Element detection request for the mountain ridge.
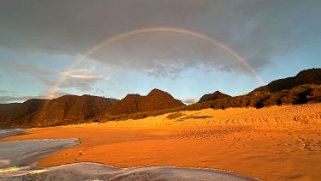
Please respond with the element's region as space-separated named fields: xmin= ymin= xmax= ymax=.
xmin=1 ymin=68 xmax=321 ymax=128
xmin=0 ymin=89 xmax=184 ymax=127
xmin=198 ymin=91 xmax=231 ymax=103
xmin=107 ymin=88 xmax=184 ymax=115
xmin=254 ymin=68 xmax=321 ymax=92
xmin=0 ymin=95 xmax=118 ymax=127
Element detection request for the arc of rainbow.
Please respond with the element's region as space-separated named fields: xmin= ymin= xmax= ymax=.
xmin=46 ymin=27 xmax=265 ymax=99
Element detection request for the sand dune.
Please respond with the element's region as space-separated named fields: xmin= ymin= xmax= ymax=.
xmin=1 ymin=103 xmax=321 ymax=180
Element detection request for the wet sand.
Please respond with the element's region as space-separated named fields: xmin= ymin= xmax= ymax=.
xmin=0 ymin=139 xmax=79 ymax=169
xmin=0 ymin=129 xmax=25 ymax=139
xmin=2 ymin=103 xmax=321 ymax=180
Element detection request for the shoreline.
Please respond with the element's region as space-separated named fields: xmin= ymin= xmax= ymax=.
xmin=0 ymin=162 xmax=259 ymax=181
xmin=1 ymin=103 xmax=321 ymax=180
xmin=0 ymin=138 xmax=79 ymax=169
xmin=0 ymin=133 xmax=257 ymax=181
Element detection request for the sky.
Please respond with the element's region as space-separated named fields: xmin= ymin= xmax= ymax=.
xmin=0 ymin=0 xmax=320 ymax=104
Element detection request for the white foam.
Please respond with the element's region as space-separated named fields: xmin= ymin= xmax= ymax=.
xmin=0 ymin=162 xmax=259 ymax=181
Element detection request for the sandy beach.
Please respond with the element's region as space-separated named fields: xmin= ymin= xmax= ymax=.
xmin=1 ymin=1 xmax=320 ymax=180
xmin=1 ymin=103 xmax=321 ymax=180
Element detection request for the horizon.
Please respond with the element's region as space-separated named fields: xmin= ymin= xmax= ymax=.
xmin=1 ymin=0 xmax=321 ymax=104
xmin=0 ymin=69 xmax=318 ymax=105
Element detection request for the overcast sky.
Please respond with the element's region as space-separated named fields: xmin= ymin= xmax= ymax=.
xmin=0 ymin=0 xmax=320 ymax=104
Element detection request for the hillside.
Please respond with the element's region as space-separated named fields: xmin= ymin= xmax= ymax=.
xmin=0 ymin=99 xmax=48 ymax=127
xmin=0 ymin=95 xmax=118 ymax=127
xmin=188 ymin=68 xmax=321 ymax=111
xmin=198 ymin=91 xmax=231 ymax=103
xmin=0 ymin=103 xmax=21 ymax=115
xmin=31 ymin=95 xmax=118 ymax=126
xmin=104 ymin=69 xmax=321 ymax=122
xmin=107 ymin=89 xmax=184 ymax=115
xmin=254 ymin=68 xmax=321 ymax=92
xmin=0 ymin=89 xmax=184 ymax=128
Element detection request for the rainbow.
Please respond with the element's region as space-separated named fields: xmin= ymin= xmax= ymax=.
xmin=46 ymin=27 xmax=265 ymax=99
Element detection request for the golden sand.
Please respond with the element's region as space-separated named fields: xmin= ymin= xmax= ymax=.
xmin=2 ymin=103 xmax=321 ymax=181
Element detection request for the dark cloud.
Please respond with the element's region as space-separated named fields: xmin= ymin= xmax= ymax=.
xmin=0 ymin=0 xmax=320 ymax=77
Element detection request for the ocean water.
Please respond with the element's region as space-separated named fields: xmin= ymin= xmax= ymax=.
xmin=0 ymin=129 xmax=25 ymax=138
